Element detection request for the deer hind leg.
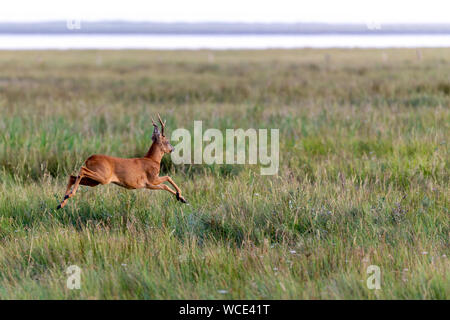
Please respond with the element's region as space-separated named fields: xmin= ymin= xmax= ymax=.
xmin=64 ymin=175 xmax=77 ymax=197
xmin=72 ymin=167 xmax=110 ymax=193
xmin=57 ymin=175 xmax=78 ymax=209
xmin=57 ymin=167 xmax=107 ymax=209
xmin=57 ymin=174 xmax=83 ymax=209
xmin=64 ymin=175 xmax=100 ymax=195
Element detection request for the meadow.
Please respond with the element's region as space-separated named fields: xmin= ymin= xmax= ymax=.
xmin=0 ymin=49 xmax=448 ymax=299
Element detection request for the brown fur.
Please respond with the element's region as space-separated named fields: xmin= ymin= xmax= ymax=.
xmin=57 ymin=115 xmax=186 ymax=209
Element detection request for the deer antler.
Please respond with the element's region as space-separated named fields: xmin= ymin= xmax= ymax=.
xmin=151 ymin=117 xmax=158 ymax=128
xmin=151 ymin=117 xmax=160 ymax=138
xmin=157 ymin=113 xmax=166 ymax=136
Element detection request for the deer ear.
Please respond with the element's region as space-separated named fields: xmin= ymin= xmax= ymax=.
xmin=152 ymin=124 xmax=160 ymax=141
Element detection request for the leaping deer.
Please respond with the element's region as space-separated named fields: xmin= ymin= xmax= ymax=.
xmin=57 ymin=114 xmax=186 ymax=209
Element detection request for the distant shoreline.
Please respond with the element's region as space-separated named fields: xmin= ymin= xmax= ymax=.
xmin=1 ymin=21 xmax=450 ymax=35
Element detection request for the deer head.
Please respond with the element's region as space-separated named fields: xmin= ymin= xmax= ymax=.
xmin=152 ymin=114 xmax=174 ymax=154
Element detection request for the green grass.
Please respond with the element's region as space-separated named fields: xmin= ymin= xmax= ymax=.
xmin=0 ymin=49 xmax=448 ymax=299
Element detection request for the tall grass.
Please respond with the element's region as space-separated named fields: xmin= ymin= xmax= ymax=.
xmin=0 ymin=49 xmax=448 ymax=299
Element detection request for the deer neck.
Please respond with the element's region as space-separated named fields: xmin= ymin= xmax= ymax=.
xmin=145 ymin=142 xmax=165 ymax=164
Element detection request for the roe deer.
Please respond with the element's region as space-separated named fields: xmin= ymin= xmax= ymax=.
xmin=57 ymin=114 xmax=186 ymax=209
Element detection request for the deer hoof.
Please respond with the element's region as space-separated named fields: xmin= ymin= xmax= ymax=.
xmin=56 ymin=204 xmax=62 ymax=210
xmin=176 ymin=192 xmax=187 ymax=203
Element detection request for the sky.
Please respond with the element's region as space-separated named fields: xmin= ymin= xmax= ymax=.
xmin=0 ymin=0 xmax=449 ymax=24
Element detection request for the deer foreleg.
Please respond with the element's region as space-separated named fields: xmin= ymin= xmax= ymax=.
xmin=146 ymin=182 xmax=187 ymax=203
xmin=154 ymin=176 xmax=182 ymax=193
xmin=152 ymin=176 xmax=186 ymax=203
xmin=146 ymin=183 xmax=176 ymax=195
